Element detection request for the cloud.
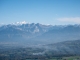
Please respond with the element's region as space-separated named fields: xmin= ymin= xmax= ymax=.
xmin=57 ymin=17 xmax=80 ymax=23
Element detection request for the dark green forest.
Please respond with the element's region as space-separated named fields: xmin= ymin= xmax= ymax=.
xmin=0 ymin=47 xmax=80 ymax=60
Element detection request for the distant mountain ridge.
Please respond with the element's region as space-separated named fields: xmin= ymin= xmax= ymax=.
xmin=30 ymin=24 xmax=80 ymax=44
xmin=0 ymin=23 xmax=52 ymax=43
xmin=0 ymin=23 xmax=80 ymax=45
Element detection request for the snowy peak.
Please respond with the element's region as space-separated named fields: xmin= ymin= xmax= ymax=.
xmin=12 ymin=21 xmax=28 ymax=25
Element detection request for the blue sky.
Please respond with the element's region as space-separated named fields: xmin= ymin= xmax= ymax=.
xmin=0 ymin=0 xmax=80 ymax=25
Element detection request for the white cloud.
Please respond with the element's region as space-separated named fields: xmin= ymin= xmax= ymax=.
xmin=57 ymin=17 xmax=80 ymax=23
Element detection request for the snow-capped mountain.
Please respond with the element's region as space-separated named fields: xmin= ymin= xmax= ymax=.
xmin=0 ymin=23 xmax=80 ymax=45
xmin=33 ymin=25 xmax=80 ymax=44
xmin=0 ymin=23 xmax=52 ymax=43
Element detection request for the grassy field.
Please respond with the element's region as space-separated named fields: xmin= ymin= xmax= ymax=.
xmin=49 ymin=56 xmax=80 ymax=60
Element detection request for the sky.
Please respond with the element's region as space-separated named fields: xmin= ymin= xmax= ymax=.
xmin=0 ymin=0 xmax=80 ymax=25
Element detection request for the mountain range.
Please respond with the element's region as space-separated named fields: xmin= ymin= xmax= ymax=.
xmin=0 ymin=23 xmax=80 ymax=45
xmin=0 ymin=23 xmax=80 ymax=56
